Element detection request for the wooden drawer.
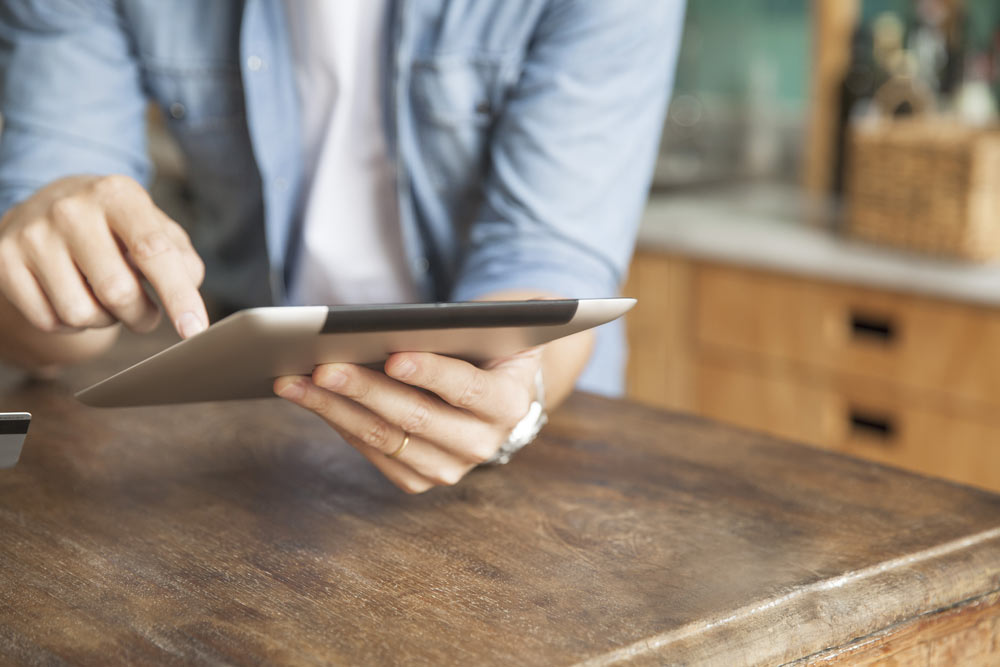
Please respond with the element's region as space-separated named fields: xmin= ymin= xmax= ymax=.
xmin=695 ymin=352 xmax=1000 ymax=493
xmin=624 ymin=252 xmax=695 ymax=412
xmin=695 ymin=263 xmax=1000 ymax=410
xmin=694 ymin=353 xmax=828 ymax=447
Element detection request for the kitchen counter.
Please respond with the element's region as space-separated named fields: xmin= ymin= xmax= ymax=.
xmin=639 ymin=184 xmax=1000 ymax=307
xmin=1 ymin=327 xmax=999 ymax=664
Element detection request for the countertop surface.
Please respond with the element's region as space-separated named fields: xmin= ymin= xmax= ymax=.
xmin=638 ymin=184 xmax=1000 ymax=307
xmin=1 ymin=328 xmax=999 ymax=664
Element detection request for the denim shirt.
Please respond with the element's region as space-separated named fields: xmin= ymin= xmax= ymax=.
xmin=0 ymin=0 xmax=683 ymax=395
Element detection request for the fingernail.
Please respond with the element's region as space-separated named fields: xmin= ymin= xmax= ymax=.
xmin=393 ymin=358 xmax=415 ymax=380
xmin=177 ymin=311 xmax=206 ymax=339
xmin=319 ymin=368 xmax=347 ymax=390
xmin=277 ymin=379 xmax=305 ymax=401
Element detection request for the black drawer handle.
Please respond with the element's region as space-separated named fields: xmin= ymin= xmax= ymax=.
xmin=848 ymin=408 xmax=897 ymax=444
xmin=849 ymin=311 xmax=897 ymax=344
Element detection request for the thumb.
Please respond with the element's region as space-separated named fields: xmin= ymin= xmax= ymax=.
xmin=485 ymin=346 xmax=543 ymax=397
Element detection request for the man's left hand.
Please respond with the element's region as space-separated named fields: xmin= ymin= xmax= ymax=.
xmin=273 ymin=348 xmax=541 ymax=493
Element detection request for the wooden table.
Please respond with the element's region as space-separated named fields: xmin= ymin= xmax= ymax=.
xmin=0 ymin=328 xmax=998 ymax=665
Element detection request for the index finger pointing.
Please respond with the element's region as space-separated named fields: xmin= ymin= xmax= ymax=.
xmin=107 ymin=201 xmax=208 ymax=339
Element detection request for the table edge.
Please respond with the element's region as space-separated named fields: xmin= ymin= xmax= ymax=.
xmin=577 ymin=527 xmax=1000 ymax=666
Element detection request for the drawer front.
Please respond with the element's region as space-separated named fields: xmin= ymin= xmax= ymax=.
xmin=624 ymin=252 xmax=695 ymax=412
xmin=695 ymin=354 xmax=1000 ymax=493
xmin=695 ymin=355 xmax=830 ymax=447
xmin=695 ymin=263 xmax=1000 ymax=409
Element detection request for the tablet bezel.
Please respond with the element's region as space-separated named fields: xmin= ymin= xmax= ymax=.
xmin=75 ymin=298 xmax=635 ymax=407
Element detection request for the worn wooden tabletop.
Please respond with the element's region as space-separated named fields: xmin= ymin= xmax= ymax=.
xmin=0 ymin=327 xmax=998 ymax=665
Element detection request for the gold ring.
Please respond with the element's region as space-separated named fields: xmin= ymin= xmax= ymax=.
xmin=388 ymin=432 xmax=410 ymax=459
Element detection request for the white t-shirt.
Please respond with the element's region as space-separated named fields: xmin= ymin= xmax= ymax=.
xmin=282 ymin=0 xmax=417 ymax=306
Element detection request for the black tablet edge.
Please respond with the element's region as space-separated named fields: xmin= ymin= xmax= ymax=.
xmin=0 ymin=413 xmax=30 ymax=435
xmin=321 ymin=300 xmax=579 ymax=334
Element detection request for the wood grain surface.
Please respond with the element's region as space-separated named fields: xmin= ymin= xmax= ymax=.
xmin=0 ymin=327 xmax=999 ymax=665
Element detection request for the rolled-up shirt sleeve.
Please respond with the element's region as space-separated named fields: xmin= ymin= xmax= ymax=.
xmin=0 ymin=0 xmax=150 ymax=216
xmin=451 ymin=0 xmax=684 ymax=303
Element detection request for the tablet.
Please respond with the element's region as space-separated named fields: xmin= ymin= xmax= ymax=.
xmin=76 ymin=298 xmax=635 ymax=407
xmin=0 ymin=412 xmax=30 ymax=468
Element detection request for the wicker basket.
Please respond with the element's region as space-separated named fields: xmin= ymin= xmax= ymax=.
xmin=845 ymin=119 xmax=1000 ymax=261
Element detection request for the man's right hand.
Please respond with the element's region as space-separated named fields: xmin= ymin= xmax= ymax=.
xmin=0 ymin=174 xmax=207 ymax=339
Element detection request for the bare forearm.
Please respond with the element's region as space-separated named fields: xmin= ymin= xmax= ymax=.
xmin=0 ymin=291 xmax=119 ymax=373
xmin=538 ymin=326 xmax=593 ymax=409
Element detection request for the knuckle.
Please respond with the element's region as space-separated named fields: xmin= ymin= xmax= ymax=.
xmin=169 ymin=220 xmax=193 ymax=244
xmin=49 ymin=197 xmax=86 ymax=227
xmin=59 ymin=302 xmax=97 ymax=328
xmin=130 ymin=231 xmax=175 ymax=261
xmin=19 ymin=220 xmax=51 ymax=252
xmin=362 ymin=420 xmax=391 ymax=450
xmin=457 ymin=371 xmax=489 ymax=410
xmin=189 ymin=254 xmax=206 ymax=284
xmin=94 ymin=274 xmax=139 ymax=309
xmin=399 ymin=400 xmax=432 ymax=434
xmin=93 ymin=174 xmax=142 ymax=201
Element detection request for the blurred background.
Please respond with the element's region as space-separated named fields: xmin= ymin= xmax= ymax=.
xmin=625 ymin=0 xmax=1000 ymax=493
